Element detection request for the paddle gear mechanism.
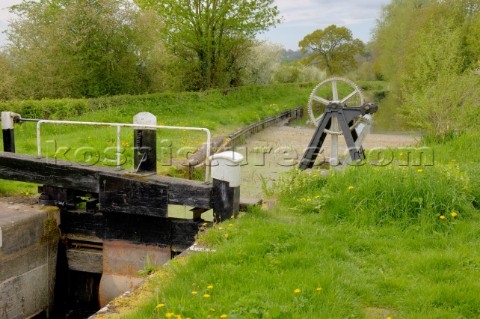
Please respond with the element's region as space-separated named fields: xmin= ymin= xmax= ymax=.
xmin=299 ymin=78 xmax=378 ymax=170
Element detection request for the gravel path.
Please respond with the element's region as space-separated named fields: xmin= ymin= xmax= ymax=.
xmin=237 ymin=124 xmax=420 ymax=199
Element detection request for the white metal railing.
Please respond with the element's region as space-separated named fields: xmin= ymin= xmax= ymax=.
xmin=36 ymin=120 xmax=212 ymax=182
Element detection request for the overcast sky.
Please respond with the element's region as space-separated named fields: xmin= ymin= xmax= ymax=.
xmin=0 ymin=0 xmax=390 ymax=50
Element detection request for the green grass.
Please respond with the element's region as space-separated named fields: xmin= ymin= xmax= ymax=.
xmin=107 ymin=132 xmax=480 ymax=319
xmin=0 ymin=83 xmax=315 ymax=194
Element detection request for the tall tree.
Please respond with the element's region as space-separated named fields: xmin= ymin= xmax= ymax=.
xmin=135 ymin=0 xmax=281 ymax=90
xmin=6 ymin=0 xmax=169 ymax=99
xmin=299 ymin=25 xmax=365 ymax=75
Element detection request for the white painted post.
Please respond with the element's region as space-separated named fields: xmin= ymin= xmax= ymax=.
xmin=1 ymin=112 xmax=20 ymax=153
xmin=133 ymin=112 xmax=157 ymax=174
xmin=210 ymin=151 xmax=244 ymax=222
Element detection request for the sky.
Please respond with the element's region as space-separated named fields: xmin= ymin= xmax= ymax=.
xmin=0 ymin=0 xmax=390 ymax=50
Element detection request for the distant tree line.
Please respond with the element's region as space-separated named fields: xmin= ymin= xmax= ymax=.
xmin=0 ymin=0 xmax=368 ymax=101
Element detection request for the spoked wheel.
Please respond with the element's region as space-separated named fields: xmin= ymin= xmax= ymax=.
xmin=308 ymin=77 xmax=365 ymax=134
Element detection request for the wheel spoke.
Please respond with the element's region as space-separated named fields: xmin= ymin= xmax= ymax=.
xmin=312 ymin=95 xmax=331 ymax=105
xmin=341 ymin=91 xmax=358 ymax=103
xmin=332 ymin=81 xmax=339 ymax=101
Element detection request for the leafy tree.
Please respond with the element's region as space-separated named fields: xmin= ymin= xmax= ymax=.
xmin=6 ymin=0 xmax=169 ymax=99
xmin=135 ymin=0 xmax=281 ymax=90
xmin=372 ymin=0 xmax=480 ymax=140
xmin=299 ymin=25 xmax=365 ymax=75
xmin=0 ymin=52 xmax=15 ymax=100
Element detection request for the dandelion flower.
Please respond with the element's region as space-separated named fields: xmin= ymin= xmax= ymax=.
xmin=224 ymin=233 xmax=229 ymax=239
xmin=166 ymin=313 xmax=174 ymax=318
xmin=203 ymin=294 xmax=211 ymax=298
xmin=230 ymin=215 xmax=235 ymax=219
xmin=451 ymin=211 xmax=458 ymax=217
xmin=348 ymin=186 xmax=354 ymax=190
xmin=175 ymin=315 xmax=182 ymax=319
xmin=316 ymin=287 xmax=322 ymax=292
xmin=156 ymin=303 xmax=166 ymax=309
xmin=207 ymin=285 xmax=213 ymax=289
xmin=440 ymin=215 xmax=446 ymax=220
xmin=417 ymin=169 xmax=423 ymax=173
xmin=220 ymin=315 xmax=228 ymax=318
xmin=387 ymin=317 xmax=392 ymax=319
xmin=294 ymin=288 xmax=301 ymax=293
xmin=228 ymin=223 xmax=234 ymax=227
xmin=315 ymin=195 xmax=320 ymax=199
xmin=191 ymin=291 xmax=198 ymax=295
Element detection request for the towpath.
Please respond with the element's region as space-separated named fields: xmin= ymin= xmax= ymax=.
xmin=237 ymin=124 xmax=420 ymax=199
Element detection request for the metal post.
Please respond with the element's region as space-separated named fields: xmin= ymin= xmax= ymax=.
xmin=1 ymin=112 xmax=19 ymax=153
xmin=133 ymin=112 xmax=157 ymax=174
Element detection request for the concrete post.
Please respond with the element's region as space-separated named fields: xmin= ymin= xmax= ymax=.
xmin=133 ymin=112 xmax=157 ymax=174
xmin=210 ymin=151 xmax=244 ymax=222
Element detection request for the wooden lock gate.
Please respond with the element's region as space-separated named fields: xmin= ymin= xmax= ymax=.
xmin=0 ymin=112 xmax=239 ymax=311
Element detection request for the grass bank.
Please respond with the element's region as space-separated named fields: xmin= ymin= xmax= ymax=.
xmin=102 ymin=132 xmax=480 ymax=319
xmin=0 ymin=83 xmax=315 ymax=195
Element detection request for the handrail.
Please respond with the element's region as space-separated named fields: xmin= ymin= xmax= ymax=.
xmin=36 ymin=120 xmax=212 ymax=182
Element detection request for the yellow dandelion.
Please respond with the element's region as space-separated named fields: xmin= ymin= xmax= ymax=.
xmin=228 ymin=223 xmax=234 ymax=227
xmin=316 ymin=287 xmax=322 ymax=292
xmin=313 ymin=174 xmax=318 ymax=177
xmin=230 ymin=215 xmax=235 ymax=219
xmin=220 ymin=315 xmax=228 ymax=318
xmin=348 ymin=186 xmax=354 ymax=190
xmin=175 ymin=315 xmax=182 ymax=319
xmin=165 ymin=313 xmax=174 ymax=318
xmin=25 ymin=191 xmax=30 ymax=196
xmin=293 ymin=288 xmax=301 ymax=293
xmin=207 ymin=285 xmax=214 ymax=289
xmin=156 ymin=303 xmax=166 ymax=309
xmin=203 ymin=294 xmax=211 ymax=298
xmin=417 ymin=169 xmax=423 ymax=173
xmin=451 ymin=211 xmax=458 ymax=217
xmin=315 ymin=195 xmax=320 ymax=199
xmin=224 ymin=233 xmax=229 ymax=239
xmin=400 ymin=152 xmax=404 ymax=156
xmin=387 ymin=317 xmax=392 ymax=319
xmin=191 ymin=291 xmax=198 ymax=295
xmin=440 ymin=215 xmax=446 ymax=220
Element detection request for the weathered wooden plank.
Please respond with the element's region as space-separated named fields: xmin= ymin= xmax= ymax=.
xmin=0 ymin=152 xmax=213 ymax=208
xmin=60 ymin=210 xmax=198 ymax=247
xmin=99 ymin=174 xmax=168 ymax=217
xmin=0 ymin=152 xmax=102 ymax=192
xmin=66 ymin=248 xmax=103 ymax=274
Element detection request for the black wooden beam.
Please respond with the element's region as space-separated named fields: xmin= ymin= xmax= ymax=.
xmin=60 ymin=210 xmax=199 ymax=247
xmin=0 ymin=152 xmax=212 ymax=209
